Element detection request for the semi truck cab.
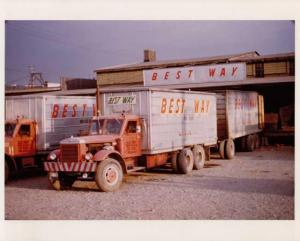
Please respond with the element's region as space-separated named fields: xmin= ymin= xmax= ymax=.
xmin=5 ymin=118 xmax=38 ymax=182
xmin=45 ymin=114 xmax=144 ymax=191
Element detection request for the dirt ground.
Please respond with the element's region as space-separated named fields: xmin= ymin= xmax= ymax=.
xmin=5 ymin=145 xmax=294 ymax=220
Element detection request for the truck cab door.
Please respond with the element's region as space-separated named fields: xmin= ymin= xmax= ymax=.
xmin=120 ymin=120 xmax=142 ymax=158
xmin=15 ymin=123 xmax=36 ymax=156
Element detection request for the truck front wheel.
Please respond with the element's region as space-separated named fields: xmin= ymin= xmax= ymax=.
xmin=95 ymin=158 xmax=123 ymax=192
xmin=178 ymin=148 xmax=194 ymax=174
xmin=193 ymin=145 xmax=205 ymax=170
xmin=48 ymin=172 xmax=62 ymax=191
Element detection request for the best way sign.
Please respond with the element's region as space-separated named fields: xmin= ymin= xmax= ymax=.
xmin=143 ymin=63 xmax=247 ymax=86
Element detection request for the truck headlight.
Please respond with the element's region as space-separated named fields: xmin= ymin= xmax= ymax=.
xmin=85 ymin=153 xmax=93 ymax=161
xmin=49 ymin=153 xmax=57 ymax=161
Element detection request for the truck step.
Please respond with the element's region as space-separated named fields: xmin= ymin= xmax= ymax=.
xmin=127 ymin=166 xmax=146 ymax=173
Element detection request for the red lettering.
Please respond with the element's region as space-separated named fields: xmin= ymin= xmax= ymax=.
xmin=176 ymin=71 xmax=181 ymax=79
xmin=209 ymin=68 xmax=216 ymax=77
xmin=181 ymin=99 xmax=186 ymax=113
xmin=232 ymin=67 xmax=238 ymax=76
xmin=161 ymin=98 xmax=167 ymax=114
xmin=51 ymin=104 xmax=59 ymax=118
xmin=62 ymin=104 xmax=68 ymax=118
xmin=201 ymin=100 xmax=205 ymax=113
xmin=188 ymin=70 xmax=193 ymax=78
xmin=169 ymin=98 xmax=174 ymax=113
xmin=220 ymin=68 xmax=226 ymax=77
xmin=152 ymin=72 xmax=157 ymax=81
xmin=175 ymin=99 xmax=181 ymax=113
xmin=82 ymin=104 xmax=87 ymax=116
xmin=164 ymin=72 xmax=170 ymax=80
xmin=72 ymin=104 xmax=77 ymax=117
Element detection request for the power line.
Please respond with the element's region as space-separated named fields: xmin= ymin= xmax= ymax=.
xmin=6 ymin=22 xmax=133 ymax=58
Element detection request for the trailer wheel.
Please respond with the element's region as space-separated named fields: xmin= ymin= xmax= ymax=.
xmin=240 ymin=136 xmax=247 ymax=151
xmin=171 ymin=152 xmax=178 ymax=173
xmin=254 ymin=134 xmax=261 ymax=149
xmin=225 ymin=138 xmax=235 ymax=159
xmin=219 ymin=140 xmax=226 ymax=159
xmin=178 ymin=148 xmax=194 ymax=174
xmin=246 ymin=135 xmax=255 ymax=152
xmin=193 ymin=145 xmax=205 ymax=170
xmin=5 ymin=160 xmax=9 ymax=183
xmin=95 ymin=158 xmax=123 ymax=192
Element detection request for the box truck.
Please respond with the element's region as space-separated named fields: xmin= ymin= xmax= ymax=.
xmin=216 ymin=90 xmax=264 ymax=159
xmin=44 ymin=88 xmax=218 ymax=192
xmin=5 ymin=95 xmax=95 ymax=182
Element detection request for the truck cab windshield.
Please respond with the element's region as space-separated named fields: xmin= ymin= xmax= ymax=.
xmin=90 ymin=119 xmax=124 ymax=135
xmin=5 ymin=123 xmax=16 ymax=137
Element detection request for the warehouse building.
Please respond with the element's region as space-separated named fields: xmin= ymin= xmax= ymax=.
xmin=95 ymin=50 xmax=295 ymax=141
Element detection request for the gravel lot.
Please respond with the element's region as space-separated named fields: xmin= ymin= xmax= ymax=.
xmin=5 ymin=145 xmax=294 ymax=220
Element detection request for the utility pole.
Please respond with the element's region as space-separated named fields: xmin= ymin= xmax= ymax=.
xmin=28 ymin=65 xmax=46 ymax=87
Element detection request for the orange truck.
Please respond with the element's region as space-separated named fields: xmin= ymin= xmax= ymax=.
xmin=5 ymin=95 xmax=95 ymax=182
xmin=44 ymin=88 xmax=218 ymax=192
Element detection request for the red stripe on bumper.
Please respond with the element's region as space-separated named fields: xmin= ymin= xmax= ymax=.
xmin=44 ymin=162 xmax=97 ymax=172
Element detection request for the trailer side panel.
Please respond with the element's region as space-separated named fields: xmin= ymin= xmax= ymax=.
xmin=226 ymin=90 xmax=261 ymax=139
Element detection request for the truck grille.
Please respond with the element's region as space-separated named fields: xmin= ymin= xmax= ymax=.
xmin=61 ymin=144 xmax=80 ymax=162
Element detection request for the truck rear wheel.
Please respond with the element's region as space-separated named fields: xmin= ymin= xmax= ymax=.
xmin=193 ymin=145 xmax=205 ymax=170
xmin=219 ymin=140 xmax=226 ymax=159
xmin=246 ymin=135 xmax=255 ymax=152
xmin=95 ymin=158 xmax=123 ymax=192
xmin=225 ymin=138 xmax=235 ymax=159
xmin=178 ymin=148 xmax=194 ymax=174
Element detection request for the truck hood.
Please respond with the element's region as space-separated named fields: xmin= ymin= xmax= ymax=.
xmin=60 ymin=135 xmax=120 ymax=145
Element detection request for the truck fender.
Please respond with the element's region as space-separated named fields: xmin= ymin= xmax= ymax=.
xmin=47 ymin=149 xmax=61 ymax=161
xmin=93 ymin=150 xmax=127 ymax=174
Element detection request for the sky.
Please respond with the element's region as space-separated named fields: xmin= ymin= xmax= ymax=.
xmin=5 ymin=20 xmax=295 ymax=85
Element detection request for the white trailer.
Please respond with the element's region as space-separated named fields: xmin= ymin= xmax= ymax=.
xmin=216 ymin=90 xmax=264 ymax=159
xmin=5 ymin=95 xmax=95 ymax=182
xmin=100 ymin=88 xmax=218 ymax=154
xmin=5 ymin=95 xmax=96 ymax=150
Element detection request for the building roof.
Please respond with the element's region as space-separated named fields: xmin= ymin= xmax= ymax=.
xmin=5 ymin=87 xmax=61 ymax=96
xmin=95 ymin=51 xmax=260 ymax=73
xmin=94 ymin=51 xmax=294 ymax=74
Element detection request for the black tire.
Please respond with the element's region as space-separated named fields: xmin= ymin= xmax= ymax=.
xmin=254 ymin=134 xmax=261 ymax=149
xmin=240 ymin=136 xmax=247 ymax=151
xmin=219 ymin=140 xmax=226 ymax=159
xmin=171 ymin=152 xmax=178 ymax=173
xmin=225 ymin=138 xmax=235 ymax=159
xmin=48 ymin=172 xmax=62 ymax=191
xmin=192 ymin=145 xmax=205 ymax=170
xmin=246 ymin=135 xmax=255 ymax=152
xmin=177 ymin=148 xmax=194 ymax=174
xmin=5 ymin=160 xmax=9 ymax=184
xmin=95 ymin=158 xmax=123 ymax=192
